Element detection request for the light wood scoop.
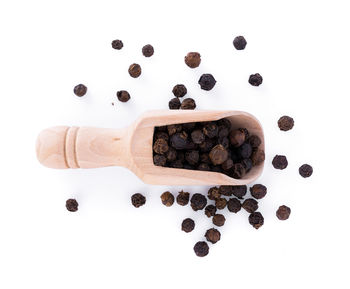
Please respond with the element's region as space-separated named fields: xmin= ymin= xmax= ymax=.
xmin=36 ymin=110 xmax=264 ymax=185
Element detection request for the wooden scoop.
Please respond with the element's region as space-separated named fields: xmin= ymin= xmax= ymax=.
xmin=36 ymin=110 xmax=264 ymax=185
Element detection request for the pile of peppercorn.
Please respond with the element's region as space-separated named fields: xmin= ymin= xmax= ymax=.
xmin=152 ymin=118 xmax=265 ymax=179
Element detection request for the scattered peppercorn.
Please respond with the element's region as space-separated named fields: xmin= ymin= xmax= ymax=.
xmin=207 ymin=186 xmax=221 ymax=200
xmin=168 ymin=97 xmax=181 ymax=109
xmin=160 ymin=191 xmax=175 ymax=207
xmin=215 ymin=198 xmax=227 ymax=210
xmin=205 ymin=228 xmax=221 ymax=244
xmin=249 ymin=212 xmax=264 ymax=229
xmin=142 ymin=44 xmax=154 ymax=57
xmin=213 ymin=214 xmax=226 ymax=226
xmin=193 ymin=241 xmax=209 ymax=257
xmin=205 ymin=205 xmax=217 ymax=217
xmin=180 ymin=98 xmax=196 ymax=110
xmin=128 ymin=63 xmax=142 ymax=78
xmin=248 ymin=73 xmax=263 ymax=86
xmin=131 ymin=193 xmax=146 ymax=208
xmin=111 ymin=39 xmax=123 ymax=50
xmin=276 ymin=205 xmax=291 ymax=220
xmin=272 ymin=155 xmax=288 ymax=170
xmin=198 ymin=74 xmax=216 ymax=91
xmin=116 ymin=90 xmax=130 ymax=102
xmin=182 ymin=218 xmax=195 ymax=232
xmin=190 ymin=193 xmax=207 ymax=211
xmin=73 ymin=84 xmax=87 ymax=97
xmin=250 ymin=184 xmax=267 ymax=199
xmin=242 ymin=198 xmax=258 ymax=213
xmin=299 ymin=164 xmax=313 ymax=178
xmin=278 ymin=116 xmax=294 ymax=131
xmin=219 ymin=185 xmax=233 ymax=196
xmin=172 ymin=84 xmax=187 ymax=98
xmin=176 ymin=190 xmax=190 ymax=206
xmin=185 ymin=52 xmax=201 ymax=68
xmin=233 ymin=36 xmax=247 ymax=50
xmin=232 ymin=185 xmax=247 ymax=199
xmin=66 ymin=199 xmax=78 ymax=212
xmin=227 ymin=198 xmax=241 ymax=213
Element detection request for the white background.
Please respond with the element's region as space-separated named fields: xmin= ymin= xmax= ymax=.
xmin=0 ymin=0 xmax=349 ymax=288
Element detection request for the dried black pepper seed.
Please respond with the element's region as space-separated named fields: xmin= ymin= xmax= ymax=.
xmin=176 ymin=190 xmax=190 ymax=206
xmin=272 ymin=155 xmax=288 ymax=170
xmin=233 ymin=36 xmax=247 ymax=50
xmin=242 ymin=198 xmax=258 ymax=213
xmin=221 ymin=159 xmax=234 ymax=171
xmin=116 ymin=90 xmax=130 ymax=102
xmin=172 ymin=84 xmax=187 ymax=98
xmin=167 ymin=124 xmax=182 ymax=136
xmin=160 ymin=191 xmax=175 ymax=207
xmin=199 ymin=137 xmax=216 ymax=152
xmin=190 ymin=193 xmax=207 ymax=211
xmin=217 ymin=118 xmax=232 ymax=130
xmin=205 ymin=228 xmax=221 ymax=244
xmin=232 ymin=163 xmax=246 ymax=179
xmin=153 ymin=154 xmax=166 ymax=166
xmin=203 ymin=123 xmax=218 ymax=138
xmin=185 ymin=150 xmax=199 ymax=165
xmin=180 ymin=98 xmax=196 ymax=110
xmin=182 ymin=122 xmax=196 ymax=132
xmin=185 ymin=52 xmax=201 ymax=68
xmin=208 ymin=186 xmax=221 ymax=200
xmin=241 ymin=158 xmax=253 ymax=172
xmin=218 ymin=137 xmax=230 ymax=149
xmin=276 ymin=205 xmax=291 ymax=220
xmin=232 ymin=185 xmax=247 ymax=199
xmin=227 ymin=198 xmax=241 ymax=213
xmin=218 ymin=127 xmax=229 ymax=138
xmin=251 ymin=149 xmax=265 ymax=166
xmin=142 ymin=44 xmax=154 ymax=57
xmin=198 ymin=74 xmax=216 ymax=91
xmin=248 ymin=135 xmax=262 ymax=148
xmin=249 ymin=73 xmax=263 ymax=86
xmin=197 ymin=162 xmax=211 ymax=171
xmin=193 ymin=241 xmax=209 ymax=257
xmin=182 ymin=218 xmax=195 ymax=232
xmin=218 ymin=185 xmax=233 ymax=196
xmin=73 ymin=84 xmax=87 ymax=97
xmin=131 ymin=193 xmax=146 ymax=208
xmin=237 ymin=143 xmax=253 ymax=159
xmin=299 ymin=164 xmax=313 ymax=178
xmin=168 ymin=97 xmax=181 ymax=109
xmin=170 ymin=132 xmax=190 ymax=150
xmin=156 ymin=126 xmax=167 ymax=132
xmin=155 ymin=131 xmax=169 ymax=142
xmin=240 ymin=128 xmax=250 ymax=140
xmin=153 ymin=138 xmax=169 ymax=154
xmin=249 ymin=212 xmax=264 ymax=229
xmin=213 ymin=214 xmax=226 ymax=227
xmin=250 ymin=184 xmax=267 ymax=199
xmin=205 ymin=205 xmax=217 ymax=217
xmin=170 ymin=159 xmax=183 ymax=168
xmin=165 ymin=147 xmax=177 ymax=162
xmin=215 ymin=198 xmax=227 ymax=210
xmin=209 ymin=144 xmax=228 ymax=165
xmin=229 ymin=129 xmax=246 ymax=147
xmin=278 ymin=116 xmax=294 ymax=131
xmin=128 ymin=63 xmax=142 ymax=78
xmin=111 ymin=39 xmax=123 ymax=50
xmin=66 ymin=199 xmax=78 ymax=212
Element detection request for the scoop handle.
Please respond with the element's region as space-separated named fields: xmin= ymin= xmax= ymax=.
xmin=36 ymin=126 xmax=128 ymax=169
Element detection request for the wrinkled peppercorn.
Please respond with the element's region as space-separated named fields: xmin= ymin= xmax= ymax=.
xmin=131 ymin=193 xmax=146 ymax=208
xmin=185 ymin=52 xmax=201 ymax=68
xmin=218 ymin=127 xmax=229 ymax=138
xmin=168 ymin=97 xmax=181 ymax=109
xmin=278 ymin=116 xmax=294 ymax=131
xmin=176 ymin=190 xmax=190 ymax=206
xmin=248 ymin=135 xmax=262 ymax=148
xmin=185 ymin=150 xmax=199 ymax=165
xmin=237 ymin=143 xmax=253 ymax=159
xmin=250 ymin=184 xmax=267 ymax=199
xmin=218 ymin=118 xmax=232 ymax=130
xmin=116 ymin=90 xmax=130 ymax=102
xmin=170 ymin=159 xmax=184 ymax=168
xmin=180 ymin=98 xmax=196 ymax=110
xmin=242 ymin=198 xmax=258 ymax=213
xmin=165 ymin=147 xmax=177 ymax=161
xmin=191 ymin=130 xmax=205 ymax=144
xmin=215 ymin=198 xmax=227 ymax=210
xmin=227 ymin=198 xmax=241 ymax=213
xmin=219 ymin=185 xmax=233 ymax=196
xmin=160 ymin=191 xmax=175 ymax=207
xmin=232 ymin=163 xmax=246 ymax=179
xmin=205 ymin=204 xmax=217 ymax=217
xmin=199 ymin=137 xmax=216 ymax=152
xmin=209 ymin=145 xmax=228 ymax=165
xmin=208 ymin=186 xmax=221 ymax=200
xmin=229 ymin=129 xmax=246 ymax=147
xmin=155 ymin=131 xmax=169 ymax=142
xmin=167 ymin=124 xmax=182 ymax=136
xmin=153 ymin=138 xmax=169 ymax=154
xmin=249 ymin=212 xmax=264 ymax=229
xmin=193 ymin=241 xmax=209 ymax=257
xmin=251 ymin=149 xmax=265 ymax=166
xmin=241 ymin=158 xmax=253 ymax=172
xmin=142 ymin=44 xmax=154 ymax=57
xmin=232 ymin=185 xmax=247 ymax=199
xmin=182 ymin=218 xmax=195 ymax=232
xmin=182 ymin=122 xmax=196 ymax=132
xmin=205 ymin=228 xmax=221 ymax=244
xmin=249 ymin=73 xmax=263 ymax=86
xmin=170 ymin=132 xmax=189 ymax=150
xmin=73 ymin=84 xmax=87 ymax=97
xmin=111 ymin=39 xmax=123 ymax=50
xmin=66 ymin=199 xmax=78 ymax=212
xmin=172 ymin=84 xmax=187 ymax=98
xmin=203 ymin=123 xmax=218 ymax=138
xmin=276 ymin=205 xmax=291 ymax=220
xmin=213 ymin=214 xmax=226 ymax=226
xmin=153 ymin=154 xmax=166 ymax=166
xmin=272 ymin=155 xmax=288 ymax=170
xmin=190 ymin=193 xmax=207 ymax=211
xmin=299 ymin=164 xmax=313 ymax=178
xmin=128 ymin=63 xmax=142 ymax=78
xmin=233 ymin=36 xmax=247 ymax=50
xmin=198 ymin=74 xmax=216 ymax=91
xmin=222 ymin=159 xmax=234 ymax=171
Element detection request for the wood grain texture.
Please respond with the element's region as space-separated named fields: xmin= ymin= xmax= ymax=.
xmin=36 ymin=110 xmax=265 ymax=185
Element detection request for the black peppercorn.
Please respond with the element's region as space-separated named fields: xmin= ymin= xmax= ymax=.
xmin=131 ymin=193 xmax=146 ymax=208
xmin=242 ymin=198 xmax=258 ymax=213
xmin=193 ymin=241 xmax=209 ymax=257
xmin=232 ymin=185 xmax=247 ymax=199
xmin=198 ymin=74 xmax=216 ymax=91
xmin=182 ymin=218 xmax=195 ymax=232
xmin=213 ymin=214 xmax=226 ymax=226
xmin=276 ymin=205 xmax=291 ymax=220
xmin=251 ymin=149 xmax=265 ymax=166
xmin=167 ymin=124 xmax=182 ymax=136
xmin=299 ymin=164 xmax=313 ymax=178
xmin=272 ymin=155 xmax=288 ymax=170
xmin=73 ymin=84 xmax=87 ymax=97
xmin=209 ymin=144 xmax=228 ymax=165
xmin=249 ymin=73 xmax=263 ymax=86
xmin=227 ymin=198 xmax=241 ymax=213
xmin=182 ymin=122 xmax=196 ymax=132
xmin=191 ymin=130 xmax=205 ymax=144
xmin=66 ymin=199 xmax=78 ymax=212
xmin=185 ymin=52 xmax=201 ymax=68
xmin=207 ymin=186 xmax=221 ymax=200
xmin=232 ymin=163 xmax=246 ymax=179
xmin=278 ymin=116 xmax=294 ymax=131
xmin=197 ymin=163 xmax=210 ymax=171
xmin=205 ymin=204 xmax=217 ymax=217
xmin=215 ymin=198 xmax=227 ymax=210
xmin=172 ymin=84 xmax=187 ymax=98
xmin=233 ymin=36 xmax=247 ymax=50
xmin=153 ymin=138 xmax=169 ymax=154
xmin=180 ymin=98 xmax=196 ymax=110
xmin=160 ymin=191 xmax=175 ymax=207
xmin=190 ymin=193 xmax=207 ymax=211
xmin=237 ymin=143 xmax=253 ymax=159
xmin=221 ymin=159 xmax=234 ymax=171
xmin=248 ymin=135 xmax=262 ymax=148
xmin=170 ymin=159 xmax=184 ymax=168
xmin=229 ymin=129 xmax=246 ymax=147
xmin=250 ymin=184 xmax=267 ymax=199
xmin=165 ymin=147 xmax=176 ymax=161
xmin=111 ymin=39 xmax=123 ymax=50
xmin=176 ymin=190 xmax=190 ymax=206
xmin=153 ymin=154 xmax=166 ymax=166
xmin=203 ymin=123 xmax=218 ymax=138
xmin=155 ymin=131 xmax=169 ymax=142
xmin=142 ymin=44 xmax=154 ymax=57
xmin=168 ymin=97 xmax=181 ymax=109
xmin=241 ymin=158 xmax=253 ymax=172
xmin=199 ymin=137 xmax=216 ymax=152
xmin=128 ymin=63 xmax=142 ymax=78
xmin=249 ymin=212 xmax=264 ymax=229
xmin=116 ymin=90 xmax=130 ymax=102
xmin=205 ymin=228 xmax=221 ymax=244
xmin=185 ymin=150 xmax=199 ymax=165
